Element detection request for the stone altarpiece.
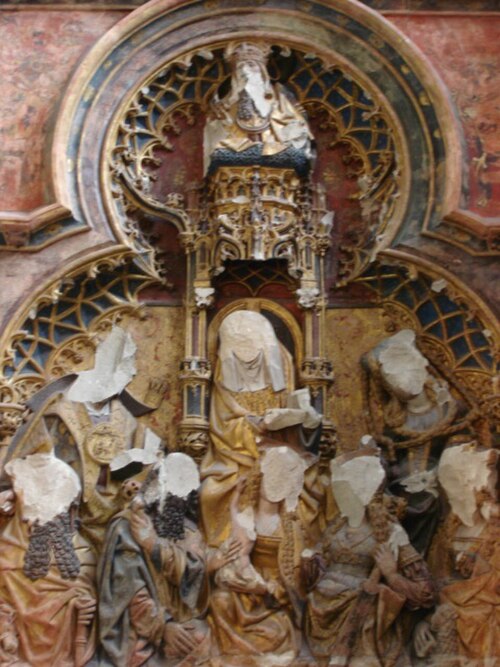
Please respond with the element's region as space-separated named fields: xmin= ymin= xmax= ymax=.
xmin=0 ymin=1 xmax=498 ymax=666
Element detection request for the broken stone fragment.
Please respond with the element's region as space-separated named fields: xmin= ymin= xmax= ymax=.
xmin=260 ymin=446 xmax=307 ymax=512
xmin=438 ymin=442 xmax=497 ymax=527
xmin=5 ymin=453 xmax=81 ymax=525
xmin=67 ymin=326 xmax=137 ymax=404
xmin=330 ymin=454 xmax=385 ymax=528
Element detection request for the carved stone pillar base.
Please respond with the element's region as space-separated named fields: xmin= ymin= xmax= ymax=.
xmin=177 ymin=425 xmax=209 ymax=463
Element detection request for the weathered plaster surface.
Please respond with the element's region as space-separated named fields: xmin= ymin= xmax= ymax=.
xmin=1 ymin=8 xmax=498 ymax=225
xmin=0 ymin=11 xmax=125 ymax=211
xmin=388 ymin=14 xmax=500 ymax=218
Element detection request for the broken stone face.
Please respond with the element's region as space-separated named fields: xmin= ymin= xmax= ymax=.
xmin=218 ymin=310 xmax=285 ymax=392
xmin=401 ymin=468 xmax=439 ymax=497
xmin=67 ymin=326 xmax=137 ymax=404
xmin=260 ymin=446 xmax=307 ymax=511
xmin=194 ymin=287 xmax=215 ymax=309
xmin=234 ymin=60 xmax=271 ymax=118
xmin=296 ymin=287 xmax=320 ymax=309
xmin=160 ymin=452 xmax=200 ymax=501
xmin=5 ymin=453 xmax=81 ymax=525
xmin=438 ymin=442 xmax=497 ymax=527
xmin=377 ymin=329 xmax=429 ymax=400
xmin=330 ymin=455 xmax=385 ymax=528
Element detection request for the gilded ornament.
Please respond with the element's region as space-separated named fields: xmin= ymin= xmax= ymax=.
xmin=84 ymin=423 xmax=125 ymax=465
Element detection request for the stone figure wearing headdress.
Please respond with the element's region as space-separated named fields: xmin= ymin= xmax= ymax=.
xmin=363 ymin=329 xmax=467 ymax=554
xmin=0 ymin=453 xmax=97 ymax=667
xmin=204 ymin=42 xmax=313 ymax=176
xmin=6 ymin=325 xmax=164 ymax=552
xmin=200 ymin=310 xmax=324 ymax=549
xmin=414 ymin=442 xmax=500 ymax=666
xmin=97 ymin=452 xmax=239 ymax=667
xmin=209 ymin=446 xmax=322 ymax=666
xmin=305 ymin=449 xmax=435 ymax=667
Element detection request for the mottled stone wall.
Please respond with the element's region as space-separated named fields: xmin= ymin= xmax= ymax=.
xmin=389 ymin=13 xmax=500 ymax=218
xmin=0 ymin=10 xmax=126 ymax=211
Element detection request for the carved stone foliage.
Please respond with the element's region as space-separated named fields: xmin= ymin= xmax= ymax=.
xmin=107 ymin=45 xmax=403 ymax=286
xmin=187 ymin=166 xmax=331 ymax=282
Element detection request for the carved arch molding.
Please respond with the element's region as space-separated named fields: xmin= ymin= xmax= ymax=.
xmin=0 ymin=1 xmax=498 ymax=666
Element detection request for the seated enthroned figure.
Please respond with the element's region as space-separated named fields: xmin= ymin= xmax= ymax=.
xmin=204 ymin=41 xmax=313 ymax=176
xmin=305 ymin=448 xmax=435 ymax=667
xmin=200 ymin=309 xmax=324 ymax=550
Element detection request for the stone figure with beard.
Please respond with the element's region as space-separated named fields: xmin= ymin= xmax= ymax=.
xmin=204 ymin=41 xmax=313 ymax=176
xmin=97 ymin=452 xmax=240 ymax=666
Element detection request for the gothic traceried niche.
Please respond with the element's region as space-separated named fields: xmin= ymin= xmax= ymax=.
xmin=107 ymin=42 xmax=406 ymax=288
xmin=0 ymin=6 xmax=499 ymax=666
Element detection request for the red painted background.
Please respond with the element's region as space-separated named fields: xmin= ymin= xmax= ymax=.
xmin=0 ymin=10 xmax=498 ymax=222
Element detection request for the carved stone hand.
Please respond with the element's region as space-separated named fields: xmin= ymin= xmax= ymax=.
xmin=164 ymin=622 xmax=199 ymax=656
xmin=75 ymin=596 xmax=97 ymax=626
xmin=0 ymin=489 xmax=15 ymax=517
xmin=413 ymin=620 xmax=436 ymax=658
xmin=129 ymin=509 xmax=157 ymax=554
xmin=207 ymin=538 xmax=242 ymax=573
xmin=373 ymin=544 xmax=398 ymax=580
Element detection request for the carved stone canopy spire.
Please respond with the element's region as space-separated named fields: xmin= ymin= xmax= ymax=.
xmin=196 ymin=42 xmax=331 ymax=277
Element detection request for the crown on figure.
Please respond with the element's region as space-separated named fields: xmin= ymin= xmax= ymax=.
xmin=224 ymin=41 xmax=271 ymax=67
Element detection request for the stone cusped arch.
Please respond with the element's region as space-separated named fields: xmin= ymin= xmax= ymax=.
xmin=52 ymin=0 xmax=464 ymax=279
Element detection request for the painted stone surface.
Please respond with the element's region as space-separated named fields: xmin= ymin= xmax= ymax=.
xmin=389 ymin=14 xmax=500 ymax=217
xmin=0 ymin=10 xmax=125 ymax=211
xmin=2 ymin=0 xmax=499 ymax=8
xmin=0 ymin=1 xmax=498 ymax=663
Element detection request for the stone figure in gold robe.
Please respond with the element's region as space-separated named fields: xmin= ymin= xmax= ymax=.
xmin=200 ymin=310 xmax=324 ymax=549
xmin=208 ymin=446 xmax=322 ymax=667
xmin=414 ymin=442 xmax=499 ymax=666
xmin=305 ymin=449 xmax=435 ymax=667
xmin=204 ymin=42 xmax=313 ymax=176
xmin=0 ymin=453 xmax=97 ymax=667
xmin=4 ymin=325 xmax=163 ymax=554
